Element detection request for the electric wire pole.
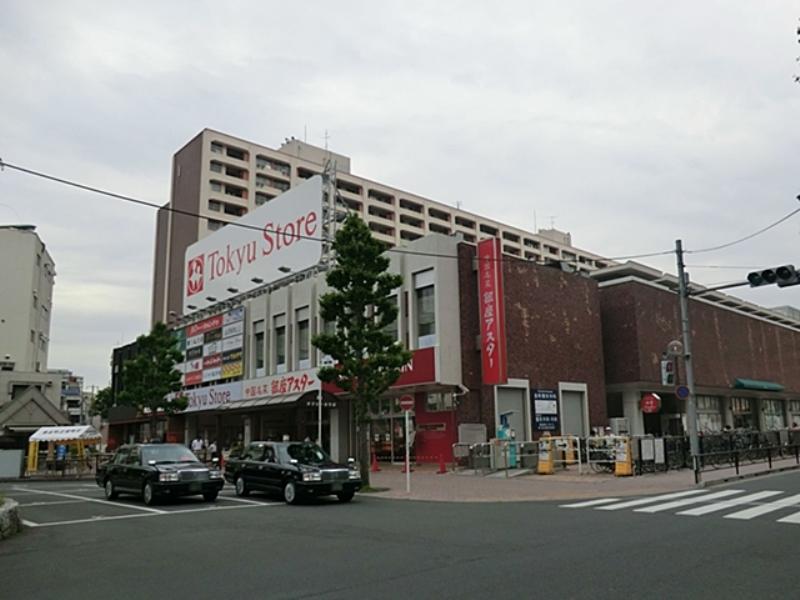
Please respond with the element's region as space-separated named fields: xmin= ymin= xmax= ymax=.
xmin=675 ymin=239 xmax=700 ymax=480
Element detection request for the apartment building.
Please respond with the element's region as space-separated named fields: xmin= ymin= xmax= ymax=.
xmin=151 ymin=129 xmax=613 ymax=324
xmin=0 ymin=225 xmax=55 ymax=372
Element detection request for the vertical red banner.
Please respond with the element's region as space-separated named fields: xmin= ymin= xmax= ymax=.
xmin=477 ymin=238 xmax=508 ymax=385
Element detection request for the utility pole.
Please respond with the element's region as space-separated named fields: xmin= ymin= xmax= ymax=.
xmin=675 ymin=240 xmax=700 ymax=475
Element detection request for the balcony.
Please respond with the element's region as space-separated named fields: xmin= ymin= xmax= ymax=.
xmin=399 ymin=214 xmax=424 ymax=230
xmin=367 ymin=205 xmax=395 ymax=222
xmin=399 ymin=198 xmax=424 ymax=214
xmin=428 ymin=222 xmax=450 ymax=235
xmin=428 ymin=207 xmax=451 ymax=223
xmin=368 ymin=189 xmax=395 ymax=206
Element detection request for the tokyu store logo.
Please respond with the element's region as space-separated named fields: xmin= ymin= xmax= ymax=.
xmin=187 ymin=255 xmax=205 ymax=296
xmin=182 ymin=176 xmax=323 ymax=312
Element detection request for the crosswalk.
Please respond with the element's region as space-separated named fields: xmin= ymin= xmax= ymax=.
xmin=560 ymin=489 xmax=800 ymax=525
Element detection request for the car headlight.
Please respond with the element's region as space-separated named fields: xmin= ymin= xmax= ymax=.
xmin=209 ymin=470 xmax=223 ymax=479
xmin=302 ymin=471 xmax=322 ymax=482
xmin=158 ymin=472 xmax=180 ymax=482
xmin=348 ymin=468 xmax=361 ymax=480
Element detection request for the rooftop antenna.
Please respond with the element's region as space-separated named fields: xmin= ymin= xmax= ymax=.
xmin=304 ymin=125 xmax=307 ymax=143
xmin=549 ymin=215 xmax=557 ymax=229
xmin=456 ymin=200 xmax=462 ymax=211
xmin=323 ymin=129 xmax=330 ymax=151
xmin=533 ymin=209 xmax=538 ymax=233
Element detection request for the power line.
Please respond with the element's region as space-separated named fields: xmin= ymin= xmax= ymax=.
xmin=685 ymin=206 xmax=800 ymax=254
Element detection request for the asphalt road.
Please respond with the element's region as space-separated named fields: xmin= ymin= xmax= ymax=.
xmin=2 ymin=471 xmax=800 ymax=600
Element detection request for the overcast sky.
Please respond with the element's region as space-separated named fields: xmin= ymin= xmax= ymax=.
xmin=1 ymin=2 xmax=798 ymax=389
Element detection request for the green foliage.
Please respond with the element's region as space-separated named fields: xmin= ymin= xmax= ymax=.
xmin=118 ymin=322 xmax=187 ymax=417
xmin=89 ymin=386 xmax=114 ymax=419
xmin=312 ymin=214 xmax=412 ymax=423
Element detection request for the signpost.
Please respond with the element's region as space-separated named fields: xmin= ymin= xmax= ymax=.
xmin=318 ymin=356 xmax=335 ymax=451
xmin=399 ymin=394 xmax=414 ymax=493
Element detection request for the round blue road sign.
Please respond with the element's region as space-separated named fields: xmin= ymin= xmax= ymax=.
xmin=676 ymin=385 xmax=690 ymax=399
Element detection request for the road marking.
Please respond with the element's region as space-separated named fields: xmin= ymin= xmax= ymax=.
xmin=21 ymin=519 xmax=39 ymax=527
xmin=215 ymin=495 xmax=267 ymax=505
xmin=596 ymin=489 xmax=708 ymax=511
xmin=776 ymin=510 xmax=800 ymax=525
xmin=725 ymin=493 xmax=800 ymax=521
xmin=25 ymin=502 xmax=280 ymax=528
xmin=17 ymin=500 xmax=88 ymax=507
xmin=560 ymin=498 xmax=622 ymax=508
xmin=634 ymin=490 xmax=743 ymax=514
xmin=12 ymin=486 xmax=166 ymax=514
xmin=676 ymin=491 xmax=783 ymax=516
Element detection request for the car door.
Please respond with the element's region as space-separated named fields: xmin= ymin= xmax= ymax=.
xmin=261 ymin=444 xmax=282 ymax=491
xmin=245 ymin=444 xmax=270 ymax=490
xmin=107 ymin=447 xmax=129 ymax=489
xmin=124 ymin=447 xmax=148 ymax=492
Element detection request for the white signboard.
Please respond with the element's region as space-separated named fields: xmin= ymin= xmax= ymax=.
xmin=177 ymin=381 xmax=244 ymax=413
xmin=534 ymin=399 xmax=558 ymax=415
xmin=242 ymin=368 xmax=321 ymax=400
xmin=183 ymin=176 xmax=323 ymax=312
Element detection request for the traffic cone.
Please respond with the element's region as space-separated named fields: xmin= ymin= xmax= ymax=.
xmin=370 ymin=451 xmax=381 ymax=472
xmin=437 ymin=453 xmax=447 ymax=474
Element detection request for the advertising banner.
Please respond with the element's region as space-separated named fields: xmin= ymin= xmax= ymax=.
xmin=183 ymin=176 xmax=323 ymax=313
xmin=477 ymin=238 xmax=508 ymax=385
xmin=176 ymin=381 xmax=244 ymax=413
xmin=181 ymin=307 xmax=246 ymax=387
xmin=243 ymin=369 xmax=321 ymax=400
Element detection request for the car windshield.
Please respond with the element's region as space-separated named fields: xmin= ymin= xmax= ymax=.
xmin=285 ymin=443 xmax=330 ymax=465
xmin=141 ymin=445 xmax=199 ymax=464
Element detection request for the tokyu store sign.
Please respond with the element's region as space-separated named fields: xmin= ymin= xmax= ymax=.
xmin=183 ymin=176 xmax=324 ymax=312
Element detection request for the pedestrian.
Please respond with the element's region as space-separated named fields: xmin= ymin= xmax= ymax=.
xmin=208 ymin=440 xmax=219 ymax=461
xmin=191 ymin=436 xmax=203 ymax=454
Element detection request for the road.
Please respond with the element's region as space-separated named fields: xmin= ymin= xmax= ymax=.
xmin=2 ymin=471 xmax=799 ymax=599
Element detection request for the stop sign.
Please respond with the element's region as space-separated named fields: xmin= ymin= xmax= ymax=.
xmin=640 ymin=393 xmax=661 ymax=414
xmin=399 ymin=395 xmax=415 ymax=411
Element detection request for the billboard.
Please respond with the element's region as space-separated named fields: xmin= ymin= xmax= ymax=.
xmin=477 ymin=238 xmax=508 ymax=385
xmin=183 ymin=175 xmax=323 ymax=312
xmin=181 ymin=307 xmax=244 ymax=386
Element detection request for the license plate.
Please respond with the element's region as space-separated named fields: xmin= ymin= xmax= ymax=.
xmin=189 ymin=482 xmax=201 ymax=492
xmin=332 ymin=482 xmax=343 ymax=492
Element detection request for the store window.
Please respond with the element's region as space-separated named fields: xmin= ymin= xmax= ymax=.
xmin=762 ymin=399 xmax=785 ymax=431
xmin=296 ymin=307 xmax=310 ymax=369
xmin=696 ymin=395 xmax=722 ymax=433
xmin=414 ymin=269 xmax=436 ymax=348
xmin=426 ymin=392 xmax=454 ymax=412
xmin=731 ymin=397 xmax=755 ymax=430
xmin=253 ymin=320 xmax=265 ymax=377
xmin=274 ymin=314 xmax=286 ymax=374
xmin=789 ymin=400 xmax=800 ymax=427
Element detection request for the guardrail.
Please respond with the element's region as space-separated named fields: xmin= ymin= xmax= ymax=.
xmin=694 ymin=444 xmax=800 ymax=482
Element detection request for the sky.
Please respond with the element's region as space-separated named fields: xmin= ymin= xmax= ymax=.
xmin=0 ymin=1 xmax=798 ymax=389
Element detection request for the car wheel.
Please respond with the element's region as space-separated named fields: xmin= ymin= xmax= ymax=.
xmin=142 ymin=482 xmax=157 ymax=506
xmin=234 ymin=475 xmax=249 ymax=497
xmin=336 ymin=491 xmax=355 ymax=503
xmin=203 ymin=490 xmax=218 ymax=502
xmin=104 ymin=479 xmax=118 ymax=500
xmin=283 ymin=480 xmax=299 ymax=505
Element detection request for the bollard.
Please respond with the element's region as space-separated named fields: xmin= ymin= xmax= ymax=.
xmin=437 ymin=453 xmax=447 ymax=475
xmin=537 ymin=436 xmax=554 ymax=475
xmin=614 ymin=437 xmax=633 ymax=477
xmin=370 ymin=451 xmax=381 ymax=473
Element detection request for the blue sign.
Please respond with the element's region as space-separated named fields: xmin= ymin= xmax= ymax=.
xmin=532 ymin=389 xmax=559 ymax=432
xmin=676 ymin=385 xmax=690 ymax=399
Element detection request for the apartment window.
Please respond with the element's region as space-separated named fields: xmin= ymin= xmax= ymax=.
xmin=210 ymin=181 xmax=222 ymax=192
xmin=368 ymin=205 xmax=395 ymax=221
xmin=224 ymin=184 xmax=245 ymax=198
xmin=414 ymin=269 xmax=436 ymax=348
xmin=428 ymin=223 xmax=450 ymax=235
xmin=479 ymin=224 xmax=498 ymax=236
xmin=502 ymin=231 xmax=520 ymax=243
xmin=762 ymin=399 xmax=785 ymax=430
xmin=224 ymin=203 xmax=246 ymax=217
xmin=255 ymin=192 xmax=274 ymax=206
xmin=208 ymin=200 xmax=222 ymax=212
xmin=337 ymin=179 xmax=362 ymax=195
xmin=400 ymin=230 xmax=422 ymax=242
xmin=462 ymin=233 xmax=476 ymax=243
xmin=210 ymin=142 xmax=224 ymax=154
xmin=368 ymin=190 xmax=394 ymax=205
xmin=297 ymin=167 xmax=320 ymax=179
xmin=426 ymin=392 xmax=454 ymax=412
xmin=524 ymin=239 xmax=540 ymax=249
xmin=503 ymin=245 xmax=520 ymax=256
xmin=30 ymin=330 xmax=35 ymax=343
xmin=254 ymin=320 xmax=265 ymax=377
xmin=210 ymin=161 xmax=223 ymax=173
xmin=274 ymin=315 xmax=287 ymax=374
xmin=399 ymin=198 xmax=423 ymax=213
xmin=369 ymin=222 xmax=394 ymax=237
xmin=226 ymin=146 xmax=247 ymax=161
xmin=428 ymin=207 xmax=451 ymax=222
xmin=208 ymin=220 xmax=224 ymax=231
xmin=342 ymin=198 xmax=362 ymax=212
xmin=399 ymin=214 xmax=424 ymax=228
xmin=545 ymin=245 xmax=559 ymax=255
xmin=455 ymin=216 xmax=475 ymax=229
xmin=296 ymin=307 xmax=310 ymax=369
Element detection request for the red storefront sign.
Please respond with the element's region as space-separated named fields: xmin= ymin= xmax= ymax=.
xmin=477 ymin=238 xmax=508 ymax=385
xmin=321 ymin=347 xmax=437 ymax=394
xmin=640 ymin=393 xmax=662 ymax=413
xmin=187 ymin=314 xmax=224 ymax=338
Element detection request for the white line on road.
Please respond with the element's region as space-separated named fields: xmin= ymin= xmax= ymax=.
xmin=634 ymin=490 xmax=743 ymax=514
xmin=596 ymin=489 xmax=708 ymax=511
xmin=676 ymin=491 xmax=783 ymax=517
xmin=776 ymin=510 xmax=800 ymax=525
xmin=215 ymin=495 xmax=268 ymax=505
xmin=12 ymin=487 xmax=166 ymax=514
xmin=560 ymin=498 xmax=622 ymax=508
xmin=26 ymin=502 xmax=280 ymax=528
xmin=17 ymin=500 xmax=88 ymax=507
xmin=21 ymin=519 xmax=39 ymax=527
xmin=724 ymin=493 xmax=800 ymax=521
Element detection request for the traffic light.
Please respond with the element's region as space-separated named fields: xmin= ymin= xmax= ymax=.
xmin=660 ymin=359 xmax=675 ymax=386
xmin=747 ymin=265 xmax=800 ymax=288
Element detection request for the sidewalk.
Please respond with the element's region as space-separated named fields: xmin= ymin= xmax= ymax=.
xmin=366 ymin=457 xmax=800 ymax=502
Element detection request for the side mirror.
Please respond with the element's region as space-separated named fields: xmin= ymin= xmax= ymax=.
xmin=147 ymin=460 xmax=157 ymax=466
xmin=289 ymin=458 xmax=299 ymax=465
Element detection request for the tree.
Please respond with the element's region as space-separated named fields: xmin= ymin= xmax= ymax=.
xmin=312 ymin=214 xmax=412 ymax=485
xmin=117 ymin=322 xmax=186 ymax=439
xmin=89 ymin=386 xmax=114 ymax=419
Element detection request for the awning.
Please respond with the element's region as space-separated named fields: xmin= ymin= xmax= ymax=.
xmin=221 ymin=392 xmax=305 ymax=411
xmin=733 ymin=378 xmax=784 ymax=392
xmin=29 ymin=425 xmax=103 ymax=442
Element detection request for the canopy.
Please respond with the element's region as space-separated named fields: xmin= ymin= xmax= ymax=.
xmin=29 ymin=425 xmax=103 ymax=443
xmin=733 ymin=378 xmax=784 ymax=392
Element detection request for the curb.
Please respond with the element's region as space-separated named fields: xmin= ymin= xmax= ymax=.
xmin=700 ymin=463 xmax=800 ymax=488
xmin=0 ymin=499 xmax=22 ymax=541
